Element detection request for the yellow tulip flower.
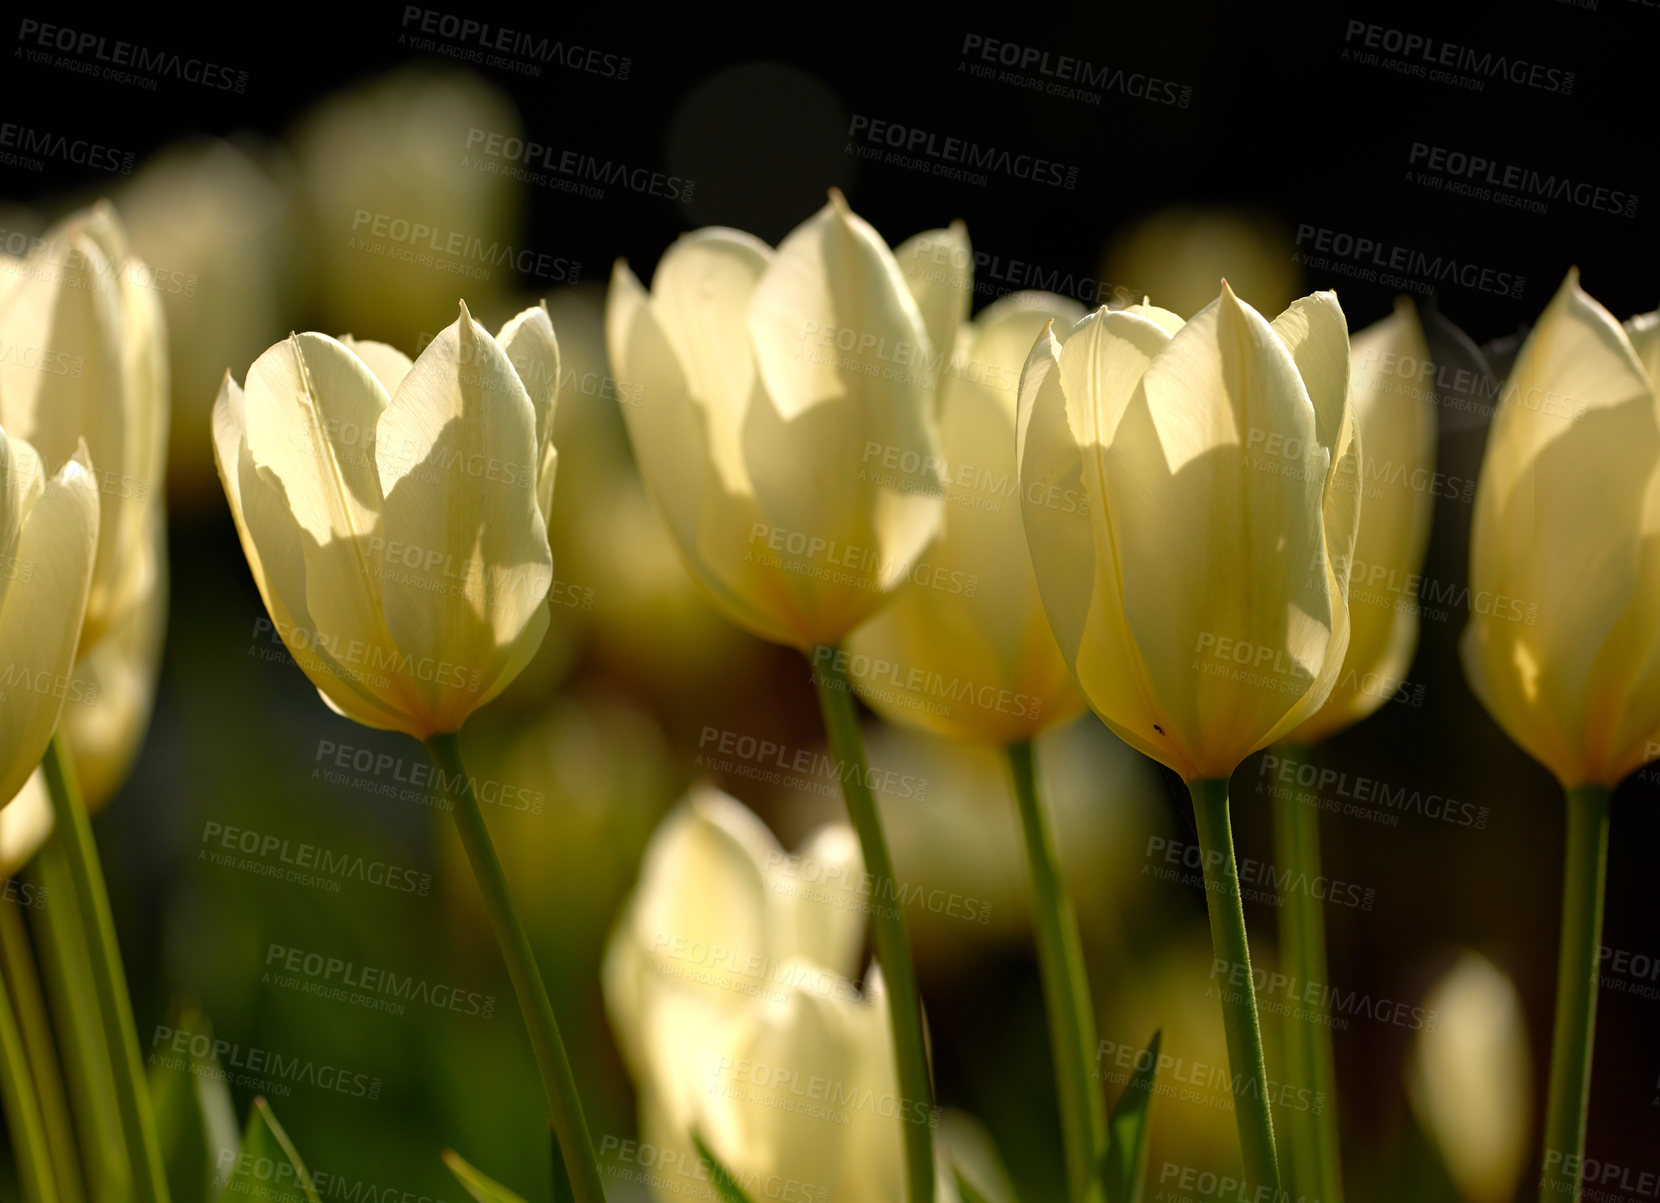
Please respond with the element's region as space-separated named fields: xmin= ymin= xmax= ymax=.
xmin=604 ymin=789 xmax=931 ymax=1203
xmin=1292 ymin=298 xmax=1437 ymax=744
xmin=1018 ymin=283 xmax=1360 ymax=783
xmin=1409 ymin=953 xmax=1532 ymax=1203
xmin=0 ymin=432 xmax=99 ymax=809
xmin=606 ymin=192 xmax=955 ymax=652
xmin=1463 ymin=269 xmax=1660 ymax=789
xmin=0 ymin=203 xmax=168 ymax=655
xmin=211 ymin=302 xmax=558 ymax=739
xmin=845 ymin=292 xmax=1087 ymax=746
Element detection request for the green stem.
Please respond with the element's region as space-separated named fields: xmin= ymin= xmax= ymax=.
xmin=29 ymin=841 xmax=127 ymax=1201
xmin=1540 ymin=783 xmax=1610 ymax=1202
xmin=424 ymin=733 xmax=607 ymax=1203
xmin=0 ymin=930 xmax=57 ymax=1203
xmin=40 ymin=735 xmax=167 ymax=1203
xmin=811 ymin=647 xmax=935 ymax=1203
xmin=1269 ymin=746 xmax=1342 ymax=1203
xmin=1007 ymin=741 xmax=1105 ymax=1202
xmin=0 ymin=896 xmax=84 ymax=1203
xmin=1188 ymin=777 xmax=1279 ymax=1193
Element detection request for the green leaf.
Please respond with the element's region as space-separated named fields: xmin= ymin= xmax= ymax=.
xmin=443 ymin=1149 xmax=530 ymax=1203
xmin=149 ymin=1004 xmax=239 ymax=1203
xmin=1100 ymin=1030 xmax=1161 ymax=1203
xmin=218 ymin=1098 xmax=321 ymax=1203
xmin=693 ymin=1131 xmax=758 ymax=1203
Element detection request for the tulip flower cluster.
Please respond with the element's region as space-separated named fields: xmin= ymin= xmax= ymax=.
xmin=0 ymin=174 xmax=1650 ymax=1203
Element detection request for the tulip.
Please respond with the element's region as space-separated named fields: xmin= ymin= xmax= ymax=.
xmin=845 ymin=291 xmax=1086 ymax=745
xmin=1 ymin=201 xmax=174 ymax=1202
xmin=1018 ymin=284 xmax=1361 ymax=1189
xmin=0 ymin=203 xmax=167 ymax=656
xmin=605 ymin=789 xmax=933 ymax=1202
xmin=0 ymin=430 xmax=97 ymax=1202
xmin=605 ymin=196 xmax=965 ymax=674
xmin=214 ymin=302 xmax=611 ymax=1202
xmin=844 ymin=289 xmax=1113 ymax=1195
xmin=1409 ymin=954 xmax=1531 ymax=1203
xmin=606 ymin=191 xmax=948 ymax=652
xmin=608 ymin=193 xmax=965 ymax=1202
xmin=0 ymin=433 xmax=99 ymax=811
xmin=1271 ymin=299 xmax=1438 ymax=1202
xmin=1293 ymin=299 xmax=1438 ymax=745
xmin=212 ymin=303 xmax=557 ymax=740
xmin=1461 ymin=270 xmax=1660 ymax=1199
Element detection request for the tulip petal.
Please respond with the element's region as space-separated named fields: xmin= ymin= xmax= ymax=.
xmin=212 ymin=375 xmax=414 ymax=734
xmin=337 ymin=336 xmax=414 ymax=398
xmin=608 ymin=261 xmax=802 ymax=647
xmin=1017 ymin=319 xmax=1177 ymax=771
xmin=767 ymin=823 xmax=866 ymax=984
xmin=747 ymin=193 xmax=934 ymax=423
xmin=1464 ymin=272 xmax=1657 ymax=785
xmin=495 ymin=303 xmax=561 ymax=524
xmin=651 ymin=228 xmax=773 ymax=493
xmin=742 ymin=197 xmax=946 ymax=645
xmin=0 ymin=769 xmax=51 ymax=874
xmin=1293 ymin=299 xmax=1436 ymax=745
xmin=0 ymin=446 xmax=97 ymax=807
xmin=895 ymin=222 xmax=973 ymax=370
xmin=1112 ymin=285 xmax=1334 ymax=776
xmin=373 ymin=303 xmax=552 ymax=732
